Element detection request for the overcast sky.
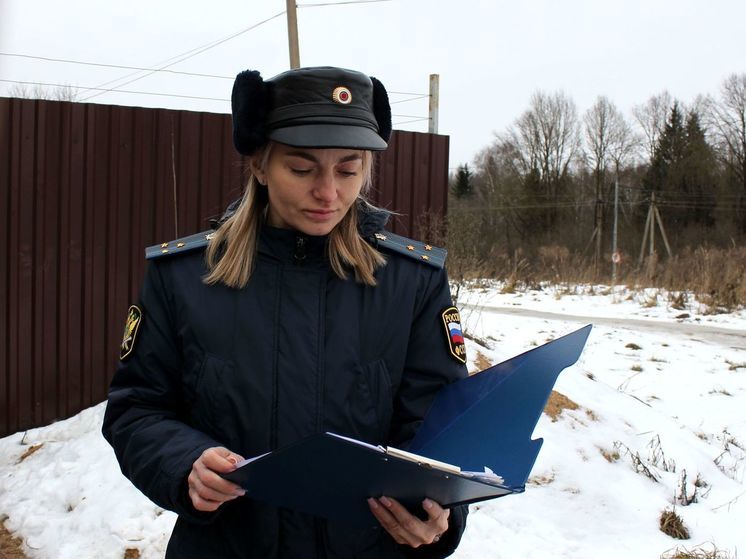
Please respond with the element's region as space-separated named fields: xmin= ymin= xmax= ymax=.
xmin=1 ymin=0 xmax=745 ymax=169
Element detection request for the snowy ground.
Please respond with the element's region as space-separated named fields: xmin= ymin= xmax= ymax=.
xmin=1 ymin=283 xmax=744 ymax=558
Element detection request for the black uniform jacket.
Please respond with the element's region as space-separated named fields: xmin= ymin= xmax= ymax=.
xmin=102 ymin=206 xmax=469 ymax=558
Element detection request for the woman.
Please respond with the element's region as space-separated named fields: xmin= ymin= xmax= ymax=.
xmin=103 ymin=66 xmax=469 ymax=558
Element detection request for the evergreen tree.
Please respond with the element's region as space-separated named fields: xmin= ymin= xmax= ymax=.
xmin=451 ymin=163 xmax=474 ymax=198
xmin=643 ymin=103 xmax=717 ymax=228
xmin=644 ymin=102 xmax=686 ymax=197
xmin=681 ymin=111 xmax=717 ymax=226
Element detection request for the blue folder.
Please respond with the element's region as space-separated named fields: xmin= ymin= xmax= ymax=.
xmin=409 ymin=324 xmax=593 ymax=489
xmin=222 ymin=325 xmax=592 ymax=526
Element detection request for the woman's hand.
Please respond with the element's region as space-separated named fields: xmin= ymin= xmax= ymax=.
xmin=187 ymin=447 xmax=246 ymax=512
xmin=368 ymin=496 xmax=450 ymax=548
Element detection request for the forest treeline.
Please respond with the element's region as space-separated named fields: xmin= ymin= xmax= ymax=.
xmin=439 ymin=73 xmax=746 ymax=308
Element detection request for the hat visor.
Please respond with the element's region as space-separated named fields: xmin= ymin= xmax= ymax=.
xmin=268 ymin=124 xmax=388 ymax=151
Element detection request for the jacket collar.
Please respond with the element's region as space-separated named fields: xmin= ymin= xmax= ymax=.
xmin=258 ymin=226 xmax=328 ymax=265
xmin=356 ymin=200 xmax=390 ymax=238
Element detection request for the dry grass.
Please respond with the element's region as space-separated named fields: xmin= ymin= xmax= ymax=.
xmin=448 ymin=234 xmax=746 ymax=309
xmin=124 ymin=549 xmax=141 ymax=559
xmin=599 ymin=447 xmax=621 ymax=463
xmin=626 ymin=342 xmax=643 ymax=350
xmin=16 ymin=443 xmax=43 ymax=464
xmin=659 ymin=509 xmax=690 ymax=540
xmin=544 ymin=391 xmax=579 ymax=422
xmin=0 ymin=518 xmax=28 ymax=559
xmin=668 ymin=291 xmax=688 ymax=310
xmin=472 ymin=350 xmax=492 ymax=372
xmin=638 ymin=247 xmax=746 ymax=311
xmin=726 ymin=360 xmax=746 ymax=371
xmin=528 ymin=471 xmax=556 ymax=486
xmin=660 ymin=543 xmax=733 ymax=558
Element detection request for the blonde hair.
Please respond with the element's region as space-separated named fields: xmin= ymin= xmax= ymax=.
xmin=204 ymin=144 xmax=386 ymax=288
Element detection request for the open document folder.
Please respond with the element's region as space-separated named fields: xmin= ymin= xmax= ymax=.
xmin=222 ymin=325 xmax=592 ymax=527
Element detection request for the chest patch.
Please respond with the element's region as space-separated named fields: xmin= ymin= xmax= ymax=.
xmin=120 ymin=305 xmax=143 ymax=360
xmin=441 ymin=306 xmax=467 ymax=364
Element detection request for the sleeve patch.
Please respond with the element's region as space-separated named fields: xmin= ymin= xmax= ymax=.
xmin=441 ymin=306 xmax=467 ymax=364
xmin=120 ymin=305 xmax=143 ymax=360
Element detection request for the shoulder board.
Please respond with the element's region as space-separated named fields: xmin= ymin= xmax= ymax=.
xmin=145 ymin=229 xmax=215 ymax=260
xmin=370 ymin=231 xmax=446 ymax=269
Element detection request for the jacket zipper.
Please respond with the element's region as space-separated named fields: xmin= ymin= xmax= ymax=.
xmin=270 ymin=266 xmax=282 ymax=451
xmin=294 ymin=235 xmax=307 ymax=262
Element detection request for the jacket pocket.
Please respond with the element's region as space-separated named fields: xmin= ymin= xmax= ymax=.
xmin=188 ymin=353 xmax=235 ymax=439
xmin=346 ymin=359 xmax=394 ymax=443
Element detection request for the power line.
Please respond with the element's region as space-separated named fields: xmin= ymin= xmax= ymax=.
xmin=2 ymin=79 xmax=439 ymax=119
xmin=299 ymin=0 xmax=391 ymax=7
xmin=390 ymin=94 xmax=429 ymax=105
xmin=1 ymin=51 xmax=425 ymax=102
xmin=0 ymin=79 xmax=229 ymax=103
xmin=450 ymin=201 xmax=598 ymax=211
xmin=0 ymin=51 xmax=430 ymax=110
xmin=2 ymin=78 xmax=439 ymax=113
xmin=0 ymin=52 xmax=233 ymax=80
xmin=80 ymin=11 xmax=285 ymax=101
xmin=389 ymin=91 xmax=429 ymax=96
xmin=393 ymin=117 xmax=431 ymax=126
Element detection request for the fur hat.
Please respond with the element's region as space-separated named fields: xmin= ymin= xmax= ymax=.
xmin=231 ymin=66 xmax=392 ymax=156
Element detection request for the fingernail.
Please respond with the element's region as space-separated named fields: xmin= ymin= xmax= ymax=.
xmin=423 ymin=499 xmax=433 ymax=510
xmin=235 ymin=490 xmax=246 ymax=497
xmin=368 ymin=498 xmax=379 ymax=509
xmin=227 ymin=456 xmax=237 ymax=465
xmin=380 ymin=496 xmax=392 ymax=508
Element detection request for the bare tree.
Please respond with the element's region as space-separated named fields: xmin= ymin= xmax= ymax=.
xmin=584 ymin=96 xmax=639 ymax=271
xmin=633 ymin=91 xmax=674 ymax=162
xmin=706 ymin=73 xmax=746 ymax=230
xmin=472 ymin=140 xmax=526 ymax=252
xmin=500 ymin=90 xmax=581 ymax=235
xmin=8 ymin=82 xmax=79 ymax=101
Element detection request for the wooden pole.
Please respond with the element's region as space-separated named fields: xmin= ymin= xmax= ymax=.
xmin=638 ymin=203 xmax=653 ymax=265
xmin=654 ymin=205 xmax=673 ymax=257
xmin=649 ymin=194 xmax=656 ymax=260
xmin=286 ymin=0 xmax=300 ymax=69
xmin=594 ymin=197 xmax=603 ymax=275
xmin=428 ymin=74 xmax=439 ymax=134
xmin=612 ymin=175 xmax=619 ymax=283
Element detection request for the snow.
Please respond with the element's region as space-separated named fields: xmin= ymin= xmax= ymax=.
xmin=1 ymin=283 xmax=744 ymax=558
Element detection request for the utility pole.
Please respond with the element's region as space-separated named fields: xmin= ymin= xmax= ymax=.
xmin=428 ymin=74 xmax=439 ymax=134
xmin=594 ymin=196 xmax=603 ymax=275
xmin=286 ymin=0 xmax=300 ymax=69
xmin=638 ymin=192 xmax=672 ymax=272
xmin=612 ymin=175 xmax=619 ymax=283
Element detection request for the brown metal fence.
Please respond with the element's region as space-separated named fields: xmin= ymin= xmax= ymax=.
xmin=0 ymin=97 xmax=450 ymax=437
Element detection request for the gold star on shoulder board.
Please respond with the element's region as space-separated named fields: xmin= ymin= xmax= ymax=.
xmin=375 ymin=233 xmax=387 ymax=241
xmin=407 ymin=245 xmax=415 ymax=251
xmin=424 ymin=244 xmax=433 ymax=251
xmin=421 ymin=255 xmax=430 ymax=261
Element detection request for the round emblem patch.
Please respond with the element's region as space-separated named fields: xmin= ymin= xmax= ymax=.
xmin=332 ymin=86 xmax=352 ymax=104
xmin=120 ymin=305 xmax=143 ymax=360
xmin=441 ymin=306 xmax=467 ymax=364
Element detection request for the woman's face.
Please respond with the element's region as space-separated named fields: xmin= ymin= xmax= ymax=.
xmin=253 ymin=143 xmax=366 ymax=236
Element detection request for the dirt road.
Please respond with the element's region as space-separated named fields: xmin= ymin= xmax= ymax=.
xmin=460 ymin=303 xmax=746 ymax=351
